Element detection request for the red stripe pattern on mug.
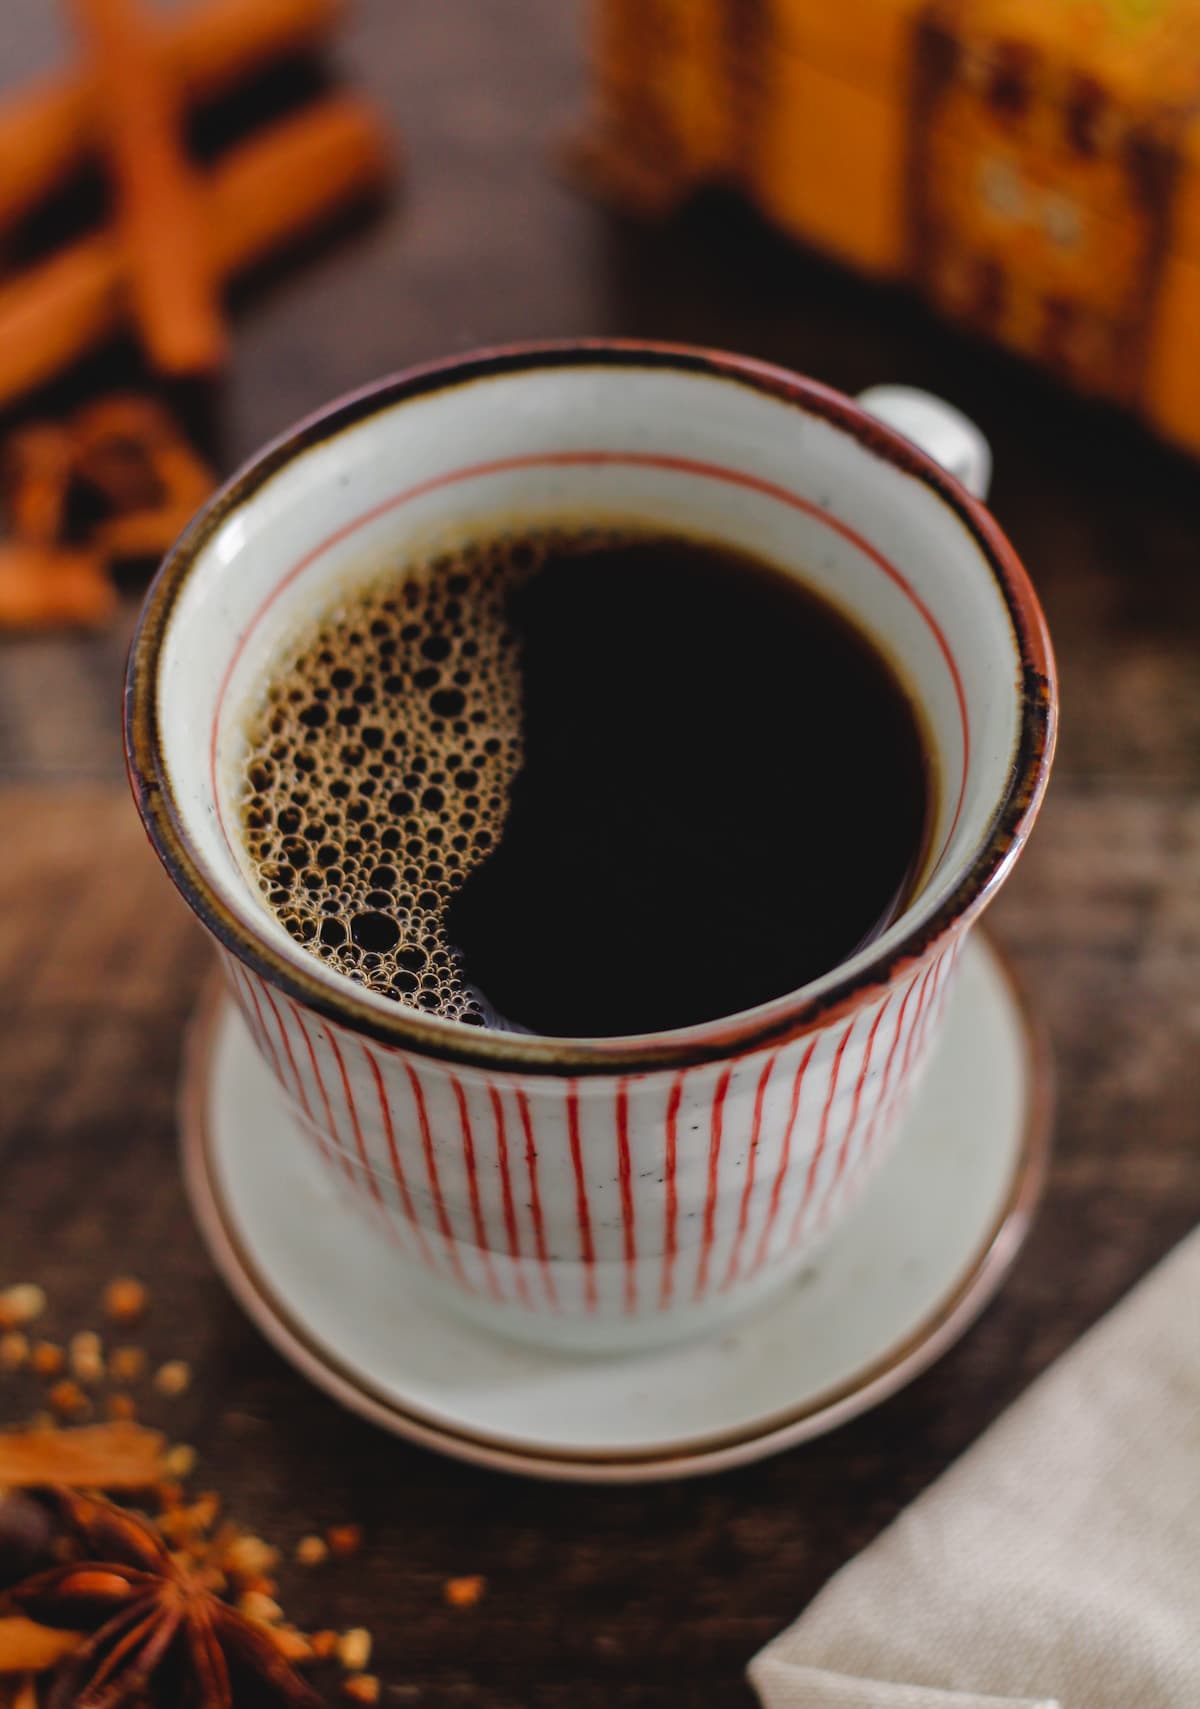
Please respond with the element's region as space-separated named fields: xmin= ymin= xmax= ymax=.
xmin=222 ymin=941 xmax=959 ymax=1323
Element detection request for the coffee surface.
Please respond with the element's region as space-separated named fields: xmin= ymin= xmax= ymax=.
xmin=239 ymin=527 xmax=932 ymax=1036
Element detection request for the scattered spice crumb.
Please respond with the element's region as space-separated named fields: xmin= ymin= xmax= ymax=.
xmin=326 ymin=1523 xmax=363 ymax=1558
xmin=103 ymin=1276 xmax=148 ymax=1324
xmin=30 ymin=1340 xmax=63 ymax=1377
xmin=295 ymin=1533 xmax=329 ymax=1566
xmin=163 ymin=1442 xmax=197 ymax=1479
xmin=223 ymin=1534 xmax=279 ymax=1580
xmin=343 ymin=1676 xmax=381 ymax=1704
xmin=109 ymin=1344 xmax=147 ymax=1384
xmin=47 ymin=1378 xmax=90 ymax=1420
xmin=338 ymin=1627 xmax=372 ymax=1671
xmin=0 ymin=1330 xmax=29 ymax=1370
xmin=68 ymin=1330 xmax=105 ymax=1384
xmin=444 ymin=1575 xmax=486 ymax=1608
xmin=0 ymin=1284 xmax=46 ymax=1329
xmin=238 ymin=1589 xmax=284 ymax=1625
xmin=192 ymin=1492 xmax=221 ymax=1529
xmin=105 ymin=1392 xmax=137 ymax=1421
xmin=241 ymin=1573 xmax=278 ymax=1599
xmin=154 ymin=1358 xmax=191 ymax=1397
xmin=310 ymin=1630 xmax=339 ymax=1660
xmin=159 ymin=1494 xmax=222 ymax=1548
xmin=270 ymin=1625 xmax=314 ymax=1663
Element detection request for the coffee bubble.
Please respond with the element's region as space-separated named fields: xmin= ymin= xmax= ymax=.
xmin=237 ymin=535 xmax=553 ymax=1024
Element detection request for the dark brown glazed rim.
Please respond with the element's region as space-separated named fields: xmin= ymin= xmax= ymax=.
xmin=125 ymin=339 xmax=1057 ymax=1075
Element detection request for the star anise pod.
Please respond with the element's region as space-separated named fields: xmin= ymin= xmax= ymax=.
xmin=7 ymin=1490 xmax=321 ymax=1709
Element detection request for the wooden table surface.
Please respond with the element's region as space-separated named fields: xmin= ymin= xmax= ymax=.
xmin=2 ymin=4 xmax=1199 ymax=1705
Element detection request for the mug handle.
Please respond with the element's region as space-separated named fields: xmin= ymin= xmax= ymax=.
xmin=856 ymin=385 xmax=993 ymax=503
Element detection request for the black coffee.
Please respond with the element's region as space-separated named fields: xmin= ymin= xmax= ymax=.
xmin=239 ymin=528 xmax=932 ymax=1036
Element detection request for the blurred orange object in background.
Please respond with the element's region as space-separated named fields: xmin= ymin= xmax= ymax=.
xmin=580 ymin=0 xmax=1200 ymax=456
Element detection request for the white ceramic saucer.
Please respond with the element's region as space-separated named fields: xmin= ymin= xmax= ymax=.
xmin=181 ymin=932 xmax=1050 ymax=1483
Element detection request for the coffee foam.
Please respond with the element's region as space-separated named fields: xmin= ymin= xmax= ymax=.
xmin=239 ymin=529 xmax=590 ymax=1023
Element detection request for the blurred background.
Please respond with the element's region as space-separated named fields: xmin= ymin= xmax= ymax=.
xmin=0 ymin=3 xmax=1198 ymax=1706
xmin=1 ymin=0 xmax=1198 ymax=780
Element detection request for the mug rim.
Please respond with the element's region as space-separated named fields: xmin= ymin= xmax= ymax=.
xmin=124 ymin=338 xmax=1056 ymax=1075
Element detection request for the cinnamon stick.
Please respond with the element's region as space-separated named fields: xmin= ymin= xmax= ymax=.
xmin=72 ymin=397 xmax=169 ymax=512
xmin=2 ymin=426 xmax=76 ymax=545
xmin=0 ymin=544 xmax=115 ymax=632
xmin=0 ymin=0 xmax=341 ymax=237
xmin=0 ymin=99 xmax=391 ymax=411
xmin=73 ymin=395 xmax=216 ymax=512
xmin=93 ymin=504 xmax=198 ymax=561
xmin=0 ymin=1422 xmax=166 ymax=1488
xmin=68 ymin=0 xmax=227 ymax=377
xmin=0 ymin=1619 xmax=82 ymax=1675
xmin=205 ymin=99 xmax=392 ymax=277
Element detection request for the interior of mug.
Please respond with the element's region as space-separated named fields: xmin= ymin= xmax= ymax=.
xmin=154 ymin=355 xmax=1025 ymax=1042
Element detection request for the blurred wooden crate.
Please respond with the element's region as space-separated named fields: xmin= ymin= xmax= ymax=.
xmin=578 ymin=0 xmax=1200 ymax=456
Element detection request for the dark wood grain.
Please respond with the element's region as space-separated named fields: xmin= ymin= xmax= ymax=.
xmin=1 ymin=4 xmax=1199 ymax=1707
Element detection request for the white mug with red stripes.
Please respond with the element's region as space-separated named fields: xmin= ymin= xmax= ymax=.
xmin=127 ymin=343 xmax=1055 ymax=1355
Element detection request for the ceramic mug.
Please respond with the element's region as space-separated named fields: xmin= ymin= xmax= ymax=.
xmin=125 ymin=342 xmax=1055 ymax=1354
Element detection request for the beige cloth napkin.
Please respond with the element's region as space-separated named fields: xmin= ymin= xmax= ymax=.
xmin=749 ymin=1228 xmax=1200 ymax=1709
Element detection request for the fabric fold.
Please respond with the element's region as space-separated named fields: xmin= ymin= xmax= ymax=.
xmin=750 ymin=1229 xmax=1200 ymax=1709
xmin=751 ymin=1659 xmax=1057 ymax=1708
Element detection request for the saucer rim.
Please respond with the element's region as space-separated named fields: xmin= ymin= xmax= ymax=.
xmin=180 ymin=930 xmax=1052 ymax=1483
